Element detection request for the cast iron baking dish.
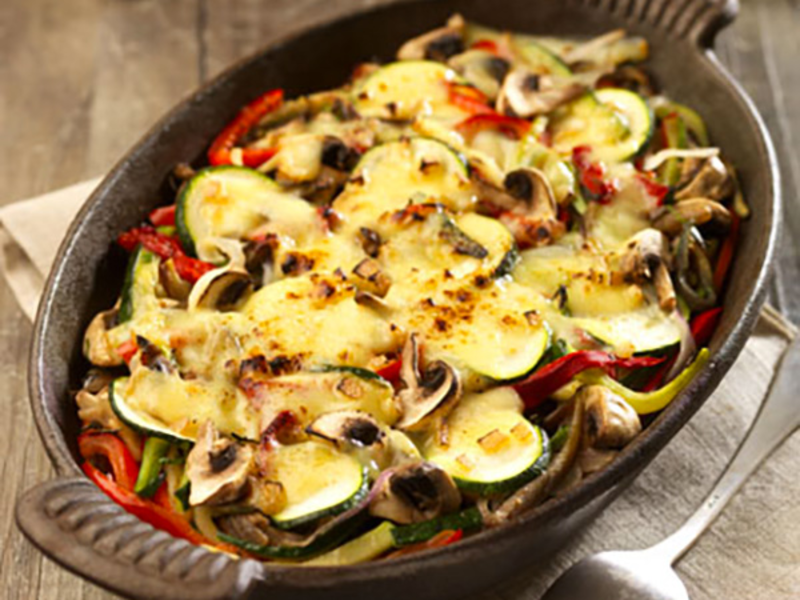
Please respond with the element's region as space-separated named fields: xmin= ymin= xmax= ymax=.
xmin=15 ymin=0 xmax=778 ymax=598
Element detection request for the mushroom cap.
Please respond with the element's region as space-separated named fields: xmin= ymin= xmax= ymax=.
xmin=189 ymin=269 xmax=254 ymax=312
xmin=496 ymin=68 xmax=584 ymax=118
xmin=306 ymin=409 xmax=386 ymax=448
xmin=369 ymin=461 xmax=461 ymax=524
xmin=580 ymin=385 xmax=641 ymax=449
xmin=395 ymin=334 xmax=463 ymax=431
xmin=186 ymin=421 xmax=254 ymax=506
xmin=396 ymin=14 xmax=465 ymax=62
xmin=652 ymin=198 xmax=732 ymax=238
xmin=675 ymin=155 xmax=734 ymax=202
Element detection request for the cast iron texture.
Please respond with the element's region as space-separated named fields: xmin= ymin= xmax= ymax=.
xmin=17 ymin=0 xmax=779 ymax=599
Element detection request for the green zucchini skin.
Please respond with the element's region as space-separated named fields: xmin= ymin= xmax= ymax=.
xmin=108 ymin=378 xmax=194 ymax=444
xmin=453 ymin=428 xmax=550 ymax=497
xmin=219 ymin=511 xmax=371 ymax=560
xmin=314 ymin=364 xmax=388 ymax=383
xmin=270 ymin=468 xmax=371 ymax=531
xmin=118 ymin=246 xmax=156 ymax=324
xmin=391 ymin=507 xmax=483 ymax=547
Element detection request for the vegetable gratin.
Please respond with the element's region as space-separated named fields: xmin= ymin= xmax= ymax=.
xmin=76 ymin=16 xmax=746 ymax=564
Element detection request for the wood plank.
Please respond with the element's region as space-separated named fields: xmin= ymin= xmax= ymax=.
xmin=0 ymin=0 xmax=201 ymax=598
xmin=0 ymin=0 xmax=101 ymax=596
xmin=201 ymin=0 xmax=401 ymax=80
xmin=716 ymin=0 xmax=800 ymax=322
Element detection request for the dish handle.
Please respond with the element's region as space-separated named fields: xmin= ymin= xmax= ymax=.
xmin=15 ymin=477 xmax=263 ymax=600
xmin=624 ymin=0 xmax=739 ymax=48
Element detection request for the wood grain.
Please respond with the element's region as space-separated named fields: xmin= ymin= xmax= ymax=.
xmin=1 ymin=0 xmax=798 ymax=598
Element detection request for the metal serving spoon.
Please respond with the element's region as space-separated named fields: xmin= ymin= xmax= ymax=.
xmin=542 ymin=336 xmax=800 ymax=600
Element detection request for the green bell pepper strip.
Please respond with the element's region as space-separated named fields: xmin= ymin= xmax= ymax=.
xmin=579 ymin=348 xmax=710 ymax=415
xmin=134 ymin=437 xmax=171 ymax=498
xmin=655 ymin=102 xmax=709 ymax=147
xmin=657 ymin=113 xmax=688 ymax=187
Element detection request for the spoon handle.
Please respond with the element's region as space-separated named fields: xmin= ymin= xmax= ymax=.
xmin=650 ymin=336 xmax=800 ymax=565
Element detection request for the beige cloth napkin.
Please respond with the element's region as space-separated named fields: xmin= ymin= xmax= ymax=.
xmin=1 ymin=182 xmax=798 ymax=599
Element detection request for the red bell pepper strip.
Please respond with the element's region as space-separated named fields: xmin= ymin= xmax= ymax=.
xmin=471 ymin=39 xmax=499 ymax=53
xmin=152 ymin=480 xmax=175 ymax=511
xmin=117 ymin=226 xmax=214 ymax=283
xmin=456 ymin=113 xmax=531 ymax=140
xmin=641 ymin=354 xmax=677 ymax=392
xmin=447 ymin=83 xmax=495 ymax=115
xmin=115 ymin=338 xmax=139 ymax=364
xmin=78 ymin=432 xmax=140 ymax=492
xmin=572 ymin=145 xmax=618 ymax=204
xmin=148 ymin=205 xmax=176 ymax=227
xmin=376 ymin=359 xmax=402 ymax=386
xmin=207 ymin=89 xmax=284 ymax=167
xmin=690 ymin=307 xmax=723 ymax=347
xmin=635 ymin=173 xmax=670 ymax=206
xmin=713 ymin=213 xmax=740 ymax=293
xmin=513 ymin=351 xmax=665 ymax=410
xmin=83 ymin=461 xmax=234 ymax=550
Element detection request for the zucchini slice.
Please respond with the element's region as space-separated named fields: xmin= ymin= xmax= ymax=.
xmin=333 ymin=137 xmax=473 ymax=227
xmin=118 ymin=246 xmax=160 ymax=323
xmin=411 ymin=281 xmax=550 ymax=382
xmin=176 ymin=166 xmax=319 ymax=263
xmin=424 ymin=387 xmax=549 ymax=495
xmin=269 ymin=441 xmax=369 ymax=530
xmin=109 ymin=373 xmax=258 ymax=443
xmin=549 ymin=89 xmax=653 ymax=163
xmin=572 ymin=305 xmax=683 ymax=356
xmin=353 ymin=61 xmax=469 ymax=121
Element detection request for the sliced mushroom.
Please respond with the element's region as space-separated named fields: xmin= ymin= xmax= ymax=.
xmin=216 ymin=512 xmax=273 ymax=546
xmin=396 ymin=14 xmax=465 ymax=62
xmin=619 ymin=228 xmax=676 ymax=312
xmin=473 ymin=165 xmax=564 ymax=249
xmin=190 ymin=269 xmax=254 ymax=312
xmin=675 ymin=155 xmax=734 ymax=202
xmin=136 ymin=335 xmax=175 ymax=374
xmin=352 ymin=258 xmax=392 ymax=297
xmin=395 ymin=334 xmax=462 ymax=431
xmin=652 ymin=198 xmax=732 ymax=238
xmin=673 ymin=228 xmax=717 ymax=311
xmin=369 ymin=461 xmax=461 ymax=524
xmin=159 ymin=258 xmax=191 ymax=302
xmin=307 ymin=410 xmax=387 ymax=449
xmin=186 ymin=421 xmax=254 ymax=507
xmin=581 ymin=385 xmax=641 ymax=449
xmin=244 ymin=235 xmax=278 ymax=289
xmin=83 ymin=308 xmax=124 ymax=367
xmin=496 ymin=67 xmax=584 ymax=118
xmin=448 ymin=50 xmax=510 ymax=100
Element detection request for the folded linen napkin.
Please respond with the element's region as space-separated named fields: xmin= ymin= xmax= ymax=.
xmin=1 ymin=180 xmax=797 ymax=599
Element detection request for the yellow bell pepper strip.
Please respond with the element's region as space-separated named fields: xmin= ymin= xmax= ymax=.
xmin=579 ymin=348 xmax=710 ymax=415
xmin=513 ymin=350 xmax=665 ymax=410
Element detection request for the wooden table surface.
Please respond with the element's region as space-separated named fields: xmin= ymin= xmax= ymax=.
xmin=1 ymin=0 xmax=799 ymax=598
